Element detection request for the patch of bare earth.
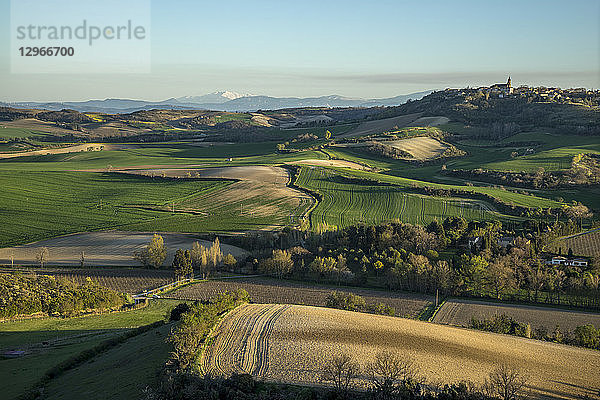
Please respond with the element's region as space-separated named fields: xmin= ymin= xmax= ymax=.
xmin=167 ymin=277 xmax=432 ymax=318
xmin=0 ymin=231 xmax=247 ymax=268
xmin=386 ymin=137 xmax=449 ymax=161
xmin=0 ymin=143 xmax=133 ymax=159
xmin=410 ymin=116 xmax=450 ymax=127
xmin=204 ymin=304 xmax=600 ymax=400
xmin=286 ymin=159 xmax=369 ymax=170
xmin=433 ymin=298 xmax=600 ymax=332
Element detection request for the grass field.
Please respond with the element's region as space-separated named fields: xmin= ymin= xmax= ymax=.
xmin=295 ymin=167 xmax=508 ymax=229
xmin=482 ymin=132 xmax=600 ymax=172
xmin=167 ymin=277 xmax=432 ymax=318
xmin=0 ymin=142 xmax=329 ymax=172
xmin=336 ymin=167 xmax=561 ymax=209
xmin=43 ymin=322 xmax=173 ymax=400
xmin=0 ymin=125 xmax=53 ymax=139
xmin=0 ymin=300 xmax=178 ymax=399
xmin=433 ymin=298 xmax=600 ymax=331
xmin=202 ymin=304 xmax=600 ymax=399
xmin=323 ymin=147 xmax=563 ymax=207
xmin=0 ymin=171 xmax=231 ymax=246
xmin=550 ymin=227 xmax=600 ymax=258
xmin=327 ymin=127 xmax=600 ymax=211
xmin=0 ymin=130 xmax=583 ymax=249
xmin=0 ymin=167 xmax=311 ymax=247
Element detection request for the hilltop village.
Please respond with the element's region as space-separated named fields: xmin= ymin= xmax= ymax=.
xmin=442 ymin=77 xmax=599 ymax=105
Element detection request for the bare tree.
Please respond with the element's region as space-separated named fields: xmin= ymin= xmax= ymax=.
xmin=485 ymin=365 xmax=527 ymax=400
xmin=321 ymin=353 xmax=360 ymax=395
xmin=367 ymin=351 xmax=421 ymax=396
xmin=36 ymin=247 xmax=49 ymax=267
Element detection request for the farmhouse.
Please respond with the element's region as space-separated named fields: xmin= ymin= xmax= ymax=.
xmin=544 ymin=256 xmax=588 ymax=268
xmin=497 ymin=236 xmax=515 ymax=248
xmin=468 ymin=236 xmax=483 ymax=250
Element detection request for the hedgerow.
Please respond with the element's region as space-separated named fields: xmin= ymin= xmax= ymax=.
xmin=0 ymin=272 xmax=126 ymax=319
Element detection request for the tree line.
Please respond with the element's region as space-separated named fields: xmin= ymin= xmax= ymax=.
xmin=470 ymin=313 xmax=600 ymax=350
xmin=251 ymin=219 xmax=600 ymax=309
xmin=134 ymin=234 xmax=237 ymax=280
xmin=0 ymin=272 xmax=126 ymax=318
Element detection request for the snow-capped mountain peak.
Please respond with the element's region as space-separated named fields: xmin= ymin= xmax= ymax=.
xmin=176 ymin=90 xmax=252 ymax=104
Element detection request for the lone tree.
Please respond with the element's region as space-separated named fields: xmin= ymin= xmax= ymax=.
xmin=134 ymin=234 xmax=167 ymax=268
xmin=485 ymin=365 xmax=527 ymax=400
xmin=259 ymin=249 xmax=293 ymax=278
xmin=172 ymin=249 xmax=192 ymax=281
xmin=36 ymin=247 xmax=49 ymax=267
xmin=321 ymin=353 xmax=360 ymax=395
xmin=564 ymin=203 xmax=593 ymax=228
xmin=208 ymin=238 xmax=223 ymax=270
xmin=223 ymin=253 xmax=237 ymax=271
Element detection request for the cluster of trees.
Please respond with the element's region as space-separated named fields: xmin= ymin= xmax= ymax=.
xmin=134 ymin=235 xmax=236 ymax=280
xmin=253 ymin=220 xmax=600 ymax=309
xmin=189 ymin=239 xmax=232 ymax=279
xmin=325 ymin=291 xmax=396 ymax=316
xmin=0 ymin=273 xmax=126 ymax=318
xmin=147 ymin=356 xmax=527 ymax=400
xmin=134 ymin=234 xmax=167 ymax=268
xmin=471 ymin=314 xmax=600 ymax=350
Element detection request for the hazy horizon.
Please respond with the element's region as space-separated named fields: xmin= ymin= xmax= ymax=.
xmin=1 ymin=0 xmax=598 ymax=102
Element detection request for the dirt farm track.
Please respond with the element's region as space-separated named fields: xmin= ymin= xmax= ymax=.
xmin=203 ymin=304 xmax=600 ymax=399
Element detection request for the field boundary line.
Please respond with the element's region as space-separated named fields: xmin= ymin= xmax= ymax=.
xmin=428 ymin=298 xmax=447 ymax=322
xmin=196 ymin=302 xmax=249 ymax=376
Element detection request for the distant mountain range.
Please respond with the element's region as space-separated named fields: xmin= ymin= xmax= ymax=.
xmin=1 ymin=90 xmax=433 ymax=114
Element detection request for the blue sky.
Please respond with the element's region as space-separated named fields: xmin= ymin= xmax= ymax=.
xmin=1 ymin=0 xmax=598 ymax=101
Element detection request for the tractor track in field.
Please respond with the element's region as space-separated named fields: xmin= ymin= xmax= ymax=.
xmin=202 ymin=304 xmax=290 ymax=377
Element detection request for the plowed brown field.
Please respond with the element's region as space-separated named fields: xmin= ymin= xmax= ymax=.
xmin=203 ymin=304 xmax=600 ymax=399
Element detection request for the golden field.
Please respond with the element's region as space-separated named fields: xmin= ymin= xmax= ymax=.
xmin=203 ymin=304 xmax=600 ymax=399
